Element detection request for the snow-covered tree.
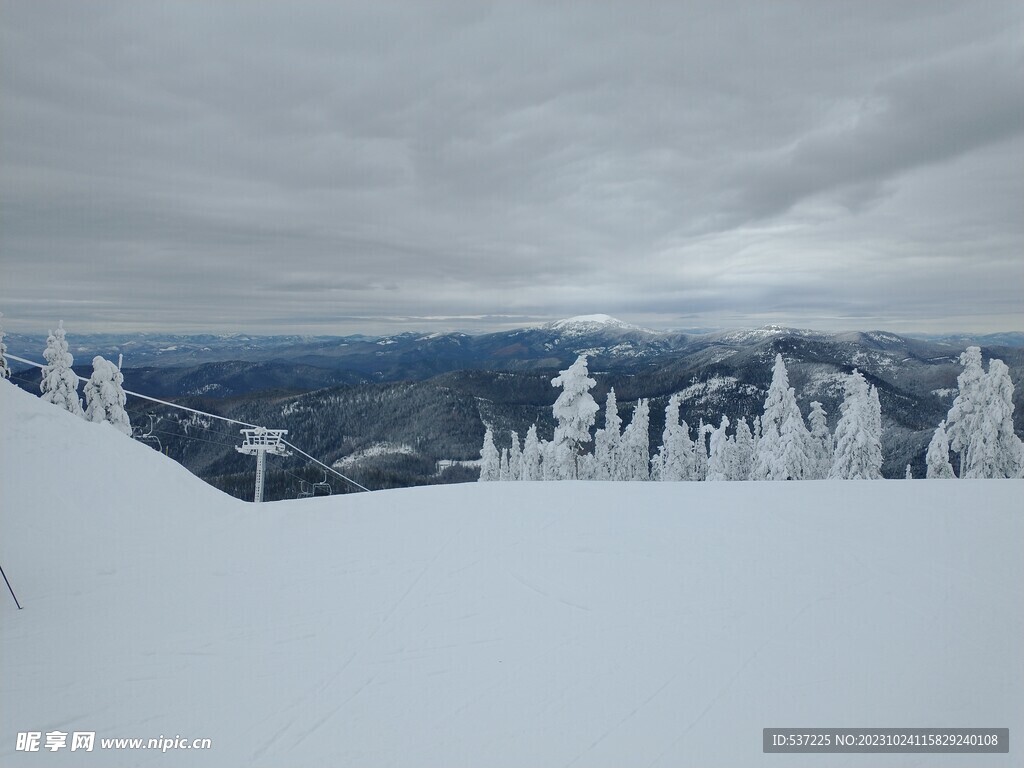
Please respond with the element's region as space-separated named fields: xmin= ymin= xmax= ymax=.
xmin=961 ymin=359 xmax=1024 ymax=479
xmin=945 ymin=346 xmax=985 ymax=470
xmin=776 ymin=391 xmax=814 ymax=480
xmin=944 ymin=349 xmax=1023 ymax=479
xmin=705 ymin=416 xmax=731 ymax=481
xmin=83 ymin=356 xmax=132 ymax=435
xmin=926 ymin=420 xmax=956 ymax=479
xmin=498 ymin=448 xmax=510 ymax=481
xmin=40 ymin=321 xmax=83 ymax=417
xmin=752 ymin=355 xmax=811 ymax=480
xmin=541 ymin=439 xmax=559 ymax=481
xmin=807 ymin=401 xmax=832 ymax=480
xmin=692 ymin=419 xmax=710 ymax=481
xmin=521 ymin=425 xmax=541 ymax=480
xmin=653 ymin=394 xmax=694 ymax=481
xmin=508 ymin=431 xmax=522 ymax=481
xmin=829 ymin=369 xmax=883 ymax=479
xmin=0 ymin=312 xmax=10 ymax=380
xmin=550 ymin=355 xmax=599 ymax=479
xmin=905 ymin=464 xmax=913 ymax=479
xmin=620 ymin=399 xmax=651 ymax=480
xmin=593 ymin=388 xmax=622 ymax=481
xmin=478 ymin=427 xmax=500 ymax=481
xmin=729 ymin=418 xmax=754 ymax=480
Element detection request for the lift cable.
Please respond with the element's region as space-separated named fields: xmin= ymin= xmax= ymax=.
xmin=5 ymin=352 xmax=371 ymax=493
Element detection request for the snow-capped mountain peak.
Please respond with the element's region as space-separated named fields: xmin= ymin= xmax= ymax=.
xmin=546 ymin=314 xmax=647 ymax=333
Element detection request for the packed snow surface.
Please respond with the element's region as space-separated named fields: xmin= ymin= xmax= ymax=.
xmin=1 ymin=381 xmax=1021 ymax=767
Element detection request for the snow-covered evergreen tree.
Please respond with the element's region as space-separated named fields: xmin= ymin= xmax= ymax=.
xmin=705 ymin=416 xmax=731 ymax=481
xmin=541 ymin=439 xmax=558 ymax=481
xmin=593 ymin=388 xmax=622 ymax=481
xmin=752 ymin=357 xmax=785 ymax=479
xmin=807 ymin=401 xmax=832 ymax=480
xmin=0 ymin=312 xmax=10 ymax=380
xmin=692 ymin=419 xmax=710 ymax=481
xmin=653 ymin=394 xmax=694 ymax=481
xmin=40 ymin=321 xmax=83 ymax=417
xmin=775 ymin=390 xmax=814 ymax=480
xmin=729 ymin=418 xmax=754 ymax=480
xmin=521 ymin=425 xmax=541 ymax=481
xmin=926 ymin=420 xmax=956 ymax=479
xmin=961 ymin=359 xmax=1024 ymax=479
xmin=508 ymin=431 xmax=522 ymax=481
xmin=498 ymin=448 xmax=510 ymax=481
xmin=945 ymin=346 xmax=985 ymax=471
xmin=620 ymin=399 xmax=651 ymax=480
xmin=550 ymin=355 xmax=599 ymax=479
xmin=868 ymin=384 xmax=883 ymax=454
xmin=478 ymin=427 xmax=500 ymax=481
xmin=751 ymin=355 xmax=813 ymax=480
xmin=829 ymin=369 xmax=883 ymax=479
xmin=83 ymin=356 xmax=132 ymax=435
xmin=904 ymin=464 xmax=913 ymax=479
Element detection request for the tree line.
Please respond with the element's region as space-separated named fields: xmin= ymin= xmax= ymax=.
xmin=479 ymin=350 xmax=1024 ymax=482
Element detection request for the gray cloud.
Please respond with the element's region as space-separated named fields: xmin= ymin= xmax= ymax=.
xmin=1 ymin=0 xmax=1021 ymax=335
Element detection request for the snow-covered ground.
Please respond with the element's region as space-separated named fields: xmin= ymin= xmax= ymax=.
xmin=1 ymin=380 xmax=1021 ymax=767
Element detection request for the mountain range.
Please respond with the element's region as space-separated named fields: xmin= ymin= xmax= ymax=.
xmin=7 ymin=316 xmax=1023 ymax=498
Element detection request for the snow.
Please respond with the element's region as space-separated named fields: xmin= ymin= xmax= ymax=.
xmin=333 ymin=442 xmax=416 ymax=468
xmin=546 ymin=315 xmax=652 ymax=336
xmin=677 ymin=375 xmax=759 ymax=403
xmin=551 ymin=314 xmax=627 ymax=328
xmin=1 ymin=379 xmax=1022 ymax=767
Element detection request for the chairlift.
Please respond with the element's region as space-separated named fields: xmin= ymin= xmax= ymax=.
xmin=312 ymin=471 xmax=332 ymax=496
xmin=296 ymin=480 xmax=314 ymax=498
xmin=135 ymin=413 xmax=162 ymax=453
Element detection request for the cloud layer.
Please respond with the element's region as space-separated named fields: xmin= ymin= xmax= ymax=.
xmin=2 ymin=1 xmax=1022 ymax=334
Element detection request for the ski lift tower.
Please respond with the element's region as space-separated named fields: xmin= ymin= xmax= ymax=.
xmin=236 ymin=428 xmax=289 ymax=503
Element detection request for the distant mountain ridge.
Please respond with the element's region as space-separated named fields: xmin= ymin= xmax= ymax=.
xmin=7 ymin=318 xmax=1022 ymax=378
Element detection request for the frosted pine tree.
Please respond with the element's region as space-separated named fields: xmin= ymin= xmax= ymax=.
xmin=0 ymin=312 xmax=10 ymax=380
xmin=776 ymin=392 xmax=813 ymax=480
xmin=620 ymin=399 xmax=651 ymax=480
xmin=541 ymin=439 xmax=559 ymax=481
xmin=752 ymin=354 xmax=805 ymax=480
xmin=807 ymin=401 xmax=832 ymax=480
xmin=868 ymin=385 xmax=883 ymax=455
xmin=521 ymin=425 xmax=541 ymax=480
xmin=40 ymin=321 xmax=83 ymax=417
xmin=829 ymin=369 xmax=883 ymax=479
xmin=692 ymin=420 xmax=710 ymax=481
xmin=550 ymin=355 xmax=599 ymax=479
xmin=945 ymin=347 xmax=985 ymax=472
xmin=593 ymin=388 xmax=622 ymax=481
xmin=729 ymin=418 xmax=754 ymax=480
xmin=905 ymin=464 xmax=913 ymax=479
xmin=498 ymin=448 xmax=510 ymax=481
xmin=653 ymin=394 xmax=693 ymax=481
xmin=926 ymin=420 xmax=956 ymax=478
xmin=508 ymin=431 xmax=523 ymax=481
xmin=706 ymin=416 xmax=731 ymax=481
xmin=961 ymin=359 xmax=1024 ymax=479
xmin=83 ymin=356 xmax=132 ymax=435
xmin=478 ymin=427 xmax=500 ymax=481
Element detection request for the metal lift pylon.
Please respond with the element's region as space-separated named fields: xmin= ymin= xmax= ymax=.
xmin=236 ymin=428 xmax=289 ymax=503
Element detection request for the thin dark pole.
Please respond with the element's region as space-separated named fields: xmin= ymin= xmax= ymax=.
xmin=0 ymin=563 xmax=22 ymax=609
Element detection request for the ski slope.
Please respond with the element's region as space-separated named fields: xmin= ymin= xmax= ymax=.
xmin=1 ymin=380 xmax=1021 ymax=767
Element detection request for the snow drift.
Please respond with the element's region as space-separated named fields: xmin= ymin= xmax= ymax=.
xmin=1 ymin=380 xmax=1021 ymax=767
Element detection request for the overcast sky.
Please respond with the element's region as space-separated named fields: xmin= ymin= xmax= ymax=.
xmin=2 ymin=1 xmax=1022 ymax=335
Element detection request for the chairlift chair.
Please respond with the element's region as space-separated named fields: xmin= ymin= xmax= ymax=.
xmin=135 ymin=413 xmax=162 ymax=453
xmin=312 ymin=471 xmax=332 ymax=496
